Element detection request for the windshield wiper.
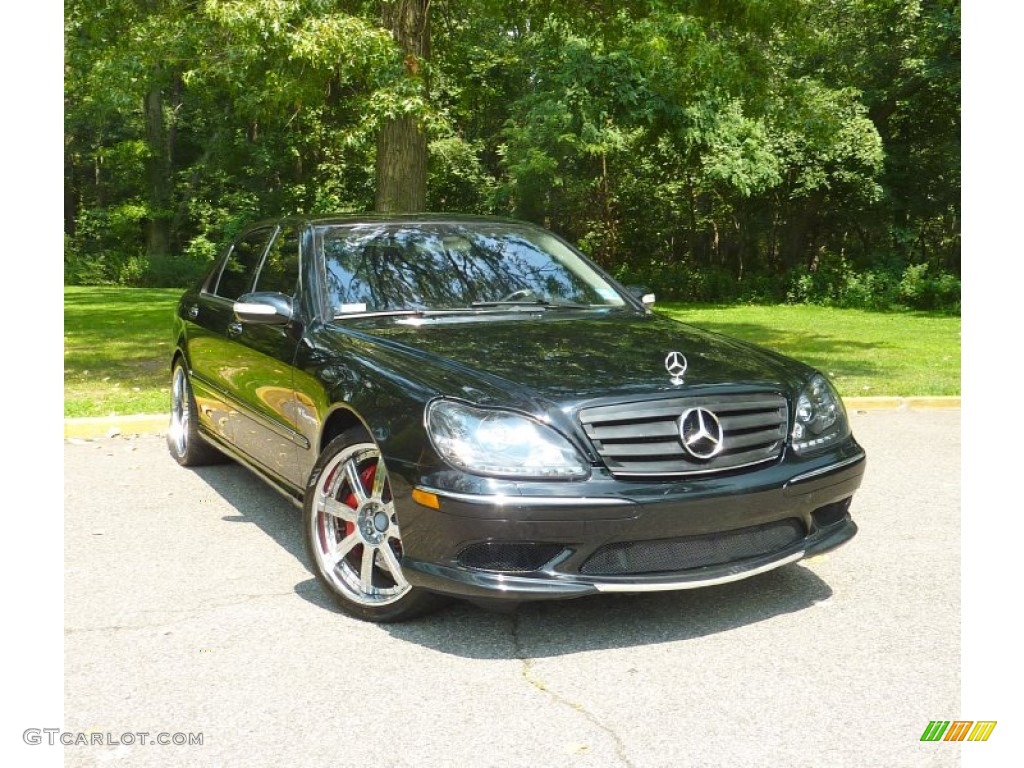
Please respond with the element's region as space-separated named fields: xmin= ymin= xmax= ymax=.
xmin=333 ymin=309 xmax=467 ymax=320
xmin=334 ymin=301 xmax=597 ymax=319
xmin=469 ymin=299 xmax=593 ymax=310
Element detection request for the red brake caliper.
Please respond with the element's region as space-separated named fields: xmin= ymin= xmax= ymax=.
xmin=341 ymin=462 xmax=377 ymax=540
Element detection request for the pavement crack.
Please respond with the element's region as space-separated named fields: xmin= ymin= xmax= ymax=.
xmin=511 ymin=612 xmax=635 ymax=768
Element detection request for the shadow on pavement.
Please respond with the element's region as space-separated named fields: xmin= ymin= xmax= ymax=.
xmin=192 ymin=461 xmax=306 ymax=564
xmin=191 ymin=457 xmax=834 ymax=659
xmin=382 ymin=564 xmax=833 ymax=659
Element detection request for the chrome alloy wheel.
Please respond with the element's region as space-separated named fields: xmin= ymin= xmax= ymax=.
xmin=169 ymin=364 xmax=191 ymax=458
xmin=309 ymin=443 xmax=410 ymax=607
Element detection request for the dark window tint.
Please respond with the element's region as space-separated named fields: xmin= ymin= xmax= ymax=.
xmin=214 ymin=228 xmax=274 ymax=300
xmin=254 ymin=226 xmax=300 ymax=296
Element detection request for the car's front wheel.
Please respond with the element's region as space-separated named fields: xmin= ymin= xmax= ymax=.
xmin=304 ymin=429 xmax=444 ymax=622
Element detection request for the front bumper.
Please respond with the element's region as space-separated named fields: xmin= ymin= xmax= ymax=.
xmin=393 ymin=446 xmax=865 ymax=601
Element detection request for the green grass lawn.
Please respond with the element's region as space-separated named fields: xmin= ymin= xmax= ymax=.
xmin=63 ymin=287 xmax=960 ymax=417
xmin=657 ymin=303 xmax=960 ymax=398
xmin=64 ymin=287 xmax=183 ymax=417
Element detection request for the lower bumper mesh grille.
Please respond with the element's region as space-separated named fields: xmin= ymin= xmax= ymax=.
xmin=457 ymin=542 xmax=564 ymax=573
xmin=580 ymin=519 xmax=805 ymax=575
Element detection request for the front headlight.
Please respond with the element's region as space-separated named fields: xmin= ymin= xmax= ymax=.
xmin=425 ymin=400 xmax=590 ymax=479
xmin=790 ymin=374 xmax=850 ymax=454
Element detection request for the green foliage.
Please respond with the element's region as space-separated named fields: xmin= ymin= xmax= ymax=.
xmin=65 ymin=0 xmax=411 ymax=286
xmin=615 ymin=260 xmax=749 ymax=304
xmin=64 ymin=205 xmax=148 ymax=285
xmin=141 ymin=257 xmax=210 ymax=289
xmin=618 ymin=254 xmax=959 ymax=314
xmin=785 ymin=260 xmax=960 ymax=313
xmin=896 ymin=264 xmax=961 ymax=311
xmin=427 ymin=136 xmax=495 ymax=212
xmin=64 ymin=0 xmax=960 ymax=308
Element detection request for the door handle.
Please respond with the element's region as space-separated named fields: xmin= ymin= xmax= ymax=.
xmin=226 ymin=322 xmax=243 ymax=338
xmin=187 ymin=304 xmax=199 ymax=319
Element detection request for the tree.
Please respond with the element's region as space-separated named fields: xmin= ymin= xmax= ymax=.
xmin=375 ymin=0 xmax=430 ymax=212
xmin=64 ymin=0 xmax=959 ymax=310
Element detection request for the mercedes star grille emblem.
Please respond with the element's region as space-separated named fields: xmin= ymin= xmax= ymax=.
xmin=679 ymin=407 xmax=724 ymax=459
xmin=664 ymin=351 xmax=688 ymax=386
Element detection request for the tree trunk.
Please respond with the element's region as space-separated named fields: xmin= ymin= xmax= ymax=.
xmin=375 ymin=0 xmax=429 ymax=213
xmin=144 ymin=83 xmax=172 ymax=260
xmin=376 ymin=115 xmax=427 ymax=212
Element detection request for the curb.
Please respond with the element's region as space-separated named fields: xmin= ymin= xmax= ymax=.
xmin=64 ymin=414 xmax=168 ymax=439
xmin=843 ymin=396 xmax=961 ymax=411
xmin=64 ymin=397 xmax=961 ymax=440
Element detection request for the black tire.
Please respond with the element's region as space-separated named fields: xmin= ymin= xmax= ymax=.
xmin=303 ymin=429 xmax=445 ymax=622
xmin=167 ymin=360 xmax=223 ymax=467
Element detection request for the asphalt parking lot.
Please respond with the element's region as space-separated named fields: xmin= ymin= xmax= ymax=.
xmin=63 ymin=409 xmax=961 ymax=767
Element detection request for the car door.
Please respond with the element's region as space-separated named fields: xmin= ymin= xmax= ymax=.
xmin=187 ymin=226 xmax=276 ymax=447
xmin=227 ymin=224 xmax=306 ymax=486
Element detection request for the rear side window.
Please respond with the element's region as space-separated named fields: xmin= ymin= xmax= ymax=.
xmin=254 ymin=225 xmax=300 ymax=297
xmin=213 ymin=228 xmax=274 ymax=300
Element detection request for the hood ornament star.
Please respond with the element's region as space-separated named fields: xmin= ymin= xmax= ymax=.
xmin=665 ymin=351 xmax=688 ymax=386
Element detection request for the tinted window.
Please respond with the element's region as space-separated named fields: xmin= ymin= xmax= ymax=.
xmin=254 ymin=225 xmax=300 ymax=296
xmin=319 ymin=223 xmax=625 ymax=314
xmin=214 ymin=228 xmax=274 ymax=301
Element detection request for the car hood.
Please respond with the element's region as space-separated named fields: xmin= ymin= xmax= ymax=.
xmin=324 ymin=310 xmax=812 ymax=411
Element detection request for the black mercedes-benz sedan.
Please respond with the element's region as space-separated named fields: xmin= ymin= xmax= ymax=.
xmin=168 ymin=214 xmax=865 ymax=622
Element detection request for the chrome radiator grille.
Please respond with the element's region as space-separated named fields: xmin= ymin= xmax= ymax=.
xmin=578 ymin=393 xmax=788 ymax=477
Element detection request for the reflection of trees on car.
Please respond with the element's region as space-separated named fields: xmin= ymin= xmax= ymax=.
xmin=322 ymin=223 xmax=616 ymax=312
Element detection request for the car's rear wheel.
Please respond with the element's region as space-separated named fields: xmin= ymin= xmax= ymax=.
xmin=304 ymin=429 xmax=444 ymax=622
xmin=167 ymin=361 xmax=223 ymax=466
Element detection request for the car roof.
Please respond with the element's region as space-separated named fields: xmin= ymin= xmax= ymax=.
xmin=249 ymin=212 xmax=538 ymax=231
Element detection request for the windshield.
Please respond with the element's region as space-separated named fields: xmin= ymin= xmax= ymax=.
xmin=317 ymin=222 xmax=627 ymax=315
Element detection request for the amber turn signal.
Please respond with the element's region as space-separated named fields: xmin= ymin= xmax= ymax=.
xmin=411 ymin=488 xmax=440 ymax=510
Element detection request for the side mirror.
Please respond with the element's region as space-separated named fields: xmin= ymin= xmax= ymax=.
xmin=234 ymin=292 xmax=294 ymax=325
xmin=625 ymin=285 xmax=656 ymax=307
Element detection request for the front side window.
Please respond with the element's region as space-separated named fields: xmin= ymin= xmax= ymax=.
xmin=254 ymin=225 xmax=300 ymax=296
xmin=214 ymin=228 xmax=274 ymax=301
xmin=318 ymin=223 xmax=626 ymax=314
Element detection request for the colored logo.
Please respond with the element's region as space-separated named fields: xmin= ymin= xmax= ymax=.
xmin=920 ymin=721 xmax=997 ymax=742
